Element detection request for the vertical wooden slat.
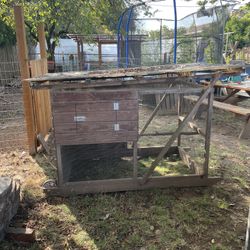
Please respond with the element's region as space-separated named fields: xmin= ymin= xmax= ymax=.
xmin=14 ymin=6 xmax=36 ymax=154
xmin=30 ymin=59 xmax=51 ymax=137
xmin=37 ymin=23 xmax=51 ymax=135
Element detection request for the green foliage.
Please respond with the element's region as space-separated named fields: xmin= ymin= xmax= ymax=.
xmin=225 ymin=3 xmax=250 ymax=49
xmin=0 ymin=0 xmax=131 ymax=59
xmin=0 ymin=20 xmax=15 ymax=47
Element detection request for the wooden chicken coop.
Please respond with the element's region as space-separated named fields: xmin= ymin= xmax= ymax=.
xmin=28 ymin=64 xmax=243 ymax=195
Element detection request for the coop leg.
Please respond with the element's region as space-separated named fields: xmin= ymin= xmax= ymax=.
xmin=204 ymin=88 xmax=214 ymax=177
xmin=177 ymin=93 xmax=182 ymax=146
xmin=56 ymin=145 xmax=64 ymax=186
xmin=133 ymin=141 xmax=138 ymax=179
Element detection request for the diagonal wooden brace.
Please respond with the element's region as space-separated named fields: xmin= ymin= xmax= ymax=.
xmin=141 ymin=74 xmax=221 ymax=184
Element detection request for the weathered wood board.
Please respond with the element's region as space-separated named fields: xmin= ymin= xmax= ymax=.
xmin=27 ymin=63 xmax=244 ymax=83
xmin=52 ymin=89 xmax=139 ymax=145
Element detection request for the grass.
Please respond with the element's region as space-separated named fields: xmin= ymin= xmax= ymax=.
xmin=0 ymin=108 xmax=249 ymax=249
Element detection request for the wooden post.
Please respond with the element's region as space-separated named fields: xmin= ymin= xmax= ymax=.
xmin=80 ymin=39 xmax=84 ymax=70
xmin=77 ymin=40 xmax=81 ymax=70
xmin=177 ymin=91 xmax=182 ymax=146
xmin=14 ymin=6 xmax=36 ymax=154
xmin=204 ymin=85 xmax=214 ymax=177
xmin=98 ymin=42 xmax=102 ymax=68
xmin=133 ymin=141 xmax=138 ymax=179
xmin=37 ymin=23 xmax=47 ymax=60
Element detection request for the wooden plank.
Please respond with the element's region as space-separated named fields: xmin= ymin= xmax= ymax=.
xmin=184 ymin=95 xmax=250 ymax=117
xmin=53 ymin=110 xmax=138 ymax=124
xmin=30 ymin=59 xmax=51 ymax=137
xmin=53 ymin=100 xmax=138 ymax=113
xmin=141 ymin=132 xmax=198 ymax=136
xmin=45 ymin=176 xmax=221 ymax=195
xmin=52 ymin=90 xmax=138 ymax=103
xmin=14 ymin=6 xmax=36 ymax=154
xmin=141 ymin=75 xmax=220 ymax=184
xmin=31 ymin=76 xmax=197 ymax=90
xmin=27 ymin=64 xmax=243 ymax=83
xmin=138 ymin=88 xmax=202 ymax=95
xmin=204 ymin=89 xmax=214 ymax=177
xmin=133 ymin=141 xmax=138 ymax=179
xmin=55 ymin=131 xmax=138 ymax=145
xmin=55 ymin=121 xmax=138 ymax=134
xmin=177 ymin=93 xmax=182 ymax=146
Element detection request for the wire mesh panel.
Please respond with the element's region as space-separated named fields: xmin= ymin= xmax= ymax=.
xmin=0 ymin=46 xmax=27 ymax=151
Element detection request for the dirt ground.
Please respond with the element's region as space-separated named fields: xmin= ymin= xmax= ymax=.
xmin=0 ymin=98 xmax=249 ymax=250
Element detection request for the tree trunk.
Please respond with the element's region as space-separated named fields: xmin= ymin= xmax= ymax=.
xmin=46 ymin=36 xmax=56 ymax=61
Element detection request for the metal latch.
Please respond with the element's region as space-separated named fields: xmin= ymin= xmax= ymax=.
xmin=114 ymin=123 xmax=120 ymax=131
xmin=113 ymin=101 xmax=119 ymax=111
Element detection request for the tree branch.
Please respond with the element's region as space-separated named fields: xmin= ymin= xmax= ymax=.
xmin=24 ymin=21 xmax=39 ymax=42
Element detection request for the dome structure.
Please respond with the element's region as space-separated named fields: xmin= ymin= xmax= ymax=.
xmin=117 ymin=0 xmax=236 ymax=68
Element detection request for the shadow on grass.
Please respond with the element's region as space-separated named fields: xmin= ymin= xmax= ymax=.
xmin=34 ymin=153 xmax=249 ymax=249
xmin=1 ymin=152 xmax=248 ymax=250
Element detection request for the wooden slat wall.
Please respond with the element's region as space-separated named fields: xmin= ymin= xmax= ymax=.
xmin=52 ymin=90 xmax=138 ymax=145
xmin=30 ymin=59 xmax=52 ymax=137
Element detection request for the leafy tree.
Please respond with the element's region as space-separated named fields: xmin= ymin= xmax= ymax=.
xmin=225 ymin=3 xmax=250 ymax=59
xmin=0 ymin=20 xmax=16 ymax=47
xmin=0 ymin=0 xmax=133 ymax=60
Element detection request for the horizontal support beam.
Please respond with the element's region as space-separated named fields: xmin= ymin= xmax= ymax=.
xmin=138 ymin=88 xmax=202 ymax=95
xmin=45 ymin=175 xmax=221 ymax=196
xmin=141 ymin=132 xmax=198 ymax=137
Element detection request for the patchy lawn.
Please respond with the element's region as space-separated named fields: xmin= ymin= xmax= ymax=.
xmin=0 ymin=103 xmax=249 ymax=250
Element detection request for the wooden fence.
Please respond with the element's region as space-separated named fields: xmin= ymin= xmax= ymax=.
xmin=30 ymin=59 xmax=52 ymax=137
xmin=14 ymin=6 xmax=52 ymax=154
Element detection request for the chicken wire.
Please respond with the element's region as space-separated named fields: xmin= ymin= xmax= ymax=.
xmin=0 ymin=47 xmax=27 ymax=151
